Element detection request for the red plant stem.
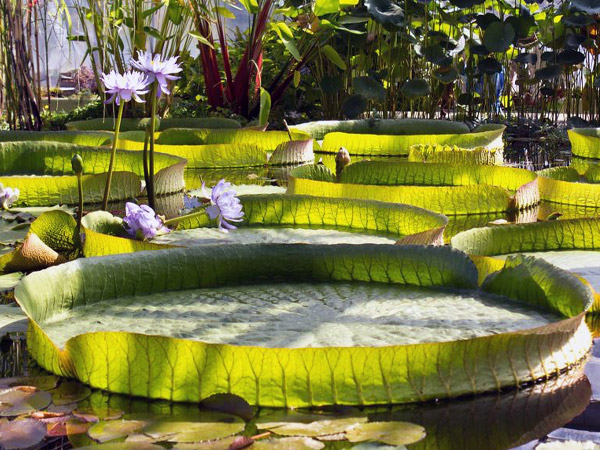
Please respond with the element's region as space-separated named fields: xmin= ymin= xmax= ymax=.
xmin=216 ymin=12 xmax=233 ymax=104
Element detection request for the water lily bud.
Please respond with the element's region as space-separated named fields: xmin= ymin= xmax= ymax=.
xmin=137 ymin=116 xmax=161 ymax=131
xmin=71 ymin=154 xmax=84 ymax=175
xmin=335 ymin=147 xmax=351 ymax=180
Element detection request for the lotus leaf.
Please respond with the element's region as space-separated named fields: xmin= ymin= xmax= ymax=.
xmin=342 ymin=95 xmax=368 ymax=119
xmin=319 ymin=124 xmax=505 ymax=156
xmin=400 ymin=79 xmax=430 ymax=99
xmin=483 ymin=22 xmax=515 ymax=53
xmin=14 ymin=244 xmax=593 ymax=407
xmin=288 ymin=162 xmax=538 ymax=214
xmin=353 ymin=77 xmax=387 ymax=102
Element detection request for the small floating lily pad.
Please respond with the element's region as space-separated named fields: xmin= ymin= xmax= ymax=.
xmin=72 ymin=443 xmax=164 ymax=450
xmin=1 ymin=375 xmax=58 ymax=391
xmin=0 ymin=419 xmax=47 ymax=449
xmin=345 ymin=422 xmax=426 ymax=446
xmin=0 ymin=387 xmax=52 ymax=416
xmin=261 ymin=417 xmax=368 ymax=436
xmin=143 ymin=415 xmax=245 ymax=443
xmin=51 ymin=381 xmax=92 ymax=405
xmin=252 ymin=437 xmax=325 ymax=450
xmin=88 ymin=420 xmax=147 ymax=443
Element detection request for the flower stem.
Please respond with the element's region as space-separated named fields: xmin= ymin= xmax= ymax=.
xmin=148 ymin=84 xmax=158 ymax=209
xmin=76 ymin=172 xmax=83 ymax=233
xmin=102 ymin=101 xmax=125 ymax=211
xmin=142 ymin=129 xmax=150 ymax=193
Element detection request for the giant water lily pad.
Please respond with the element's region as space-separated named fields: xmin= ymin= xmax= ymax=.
xmin=537 ymin=166 xmax=600 ymax=207
xmin=79 ymin=195 xmax=448 ymax=257
xmin=319 ymin=124 xmax=505 ymax=156
xmin=451 ymin=218 xmax=600 ymax=310
xmin=0 ymin=141 xmax=185 ymax=206
xmin=14 ymin=244 xmax=594 ymax=407
xmin=568 ymin=128 xmax=600 ymax=159
xmin=115 ymin=129 xmax=312 ymax=168
xmin=291 ymin=119 xmax=470 ymax=141
xmin=408 ymin=144 xmax=503 ymax=165
xmin=288 ymin=161 xmax=538 ymax=215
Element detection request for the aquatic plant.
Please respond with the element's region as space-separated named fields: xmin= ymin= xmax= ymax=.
xmin=100 ymin=69 xmax=150 ymax=210
xmin=200 ymin=179 xmax=244 ymax=232
xmin=14 ymin=244 xmax=594 ymax=407
xmin=130 ymin=51 xmax=182 ymax=209
xmin=123 ymin=203 xmax=169 ymax=240
xmin=0 ymin=183 xmax=19 ymax=210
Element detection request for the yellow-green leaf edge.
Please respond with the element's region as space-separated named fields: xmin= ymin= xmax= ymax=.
xmin=288 ymin=163 xmax=538 ymax=214
xmin=451 ymin=218 xmax=600 ymax=311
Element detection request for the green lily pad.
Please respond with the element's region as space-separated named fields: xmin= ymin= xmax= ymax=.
xmin=143 ymin=415 xmax=245 ymax=442
xmin=0 ymin=419 xmax=47 ymax=449
xmin=572 ymin=0 xmax=600 ymax=14
xmin=261 ymin=417 xmax=367 ymax=437
xmin=15 ymin=245 xmax=593 ymax=407
xmin=400 ymin=79 xmax=430 ymax=99
xmin=424 ymin=45 xmax=452 ymax=66
xmin=252 ymin=437 xmax=325 ymax=449
xmin=51 ymin=381 xmax=92 ymax=405
xmin=345 ymin=421 xmax=426 ymax=446
xmin=563 ymin=14 xmax=595 ymax=27
xmin=88 ymin=420 xmax=147 ymax=443
xmin=478 ymin=58 xmax=502 ymax=74
xmin=354 ymin=77 xmax=386 ymax=102
xmin=342 ymin=95 xmax=368 ymax=119
xmin=483 ymin=21 xmax=515 ymax=52
xmin=73 ymin=443 xmax=164 ymax=450
xmin=433 ymin=66 xmax=459 ymax=84
xmin=0 ymin=305 xmax=27 ymax=334
xmin=0 ymin=273 xmax=24 ymax=292
xmin=558 ymin=49 xmax=586 ymax=65
xmin=171 ymin=437 xmax=243 ymax=450
xmin=535 ymin=65 xmax=562 ymax=80
xmin=0 ymin=388 xmax=52 ymax=416
xmin=1 ymin=375 xmax=59 ymax=391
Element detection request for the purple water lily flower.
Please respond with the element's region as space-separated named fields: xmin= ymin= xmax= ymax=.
xmin=130 ymin=51 xmax=182 ymax=98
xmin=0 ymin=184 xmax=19 ymax=210
xmin=101 ymin=70 xmax=150 ymax=105
xmin=123 ymin=202 xmax=169 ymax=240
xmin=202 ymin=179 xmax=244 ymax=232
